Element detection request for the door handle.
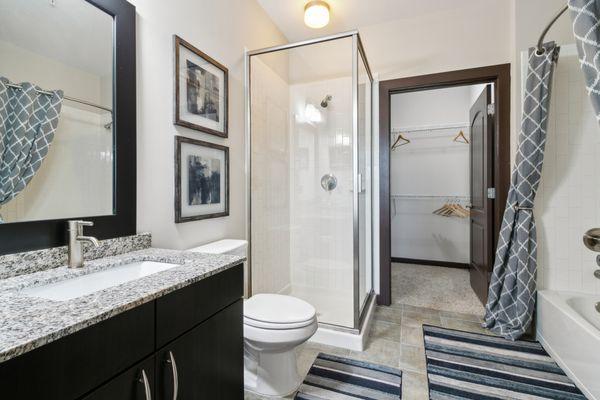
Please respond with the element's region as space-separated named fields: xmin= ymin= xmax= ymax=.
xmin=165 ymin=351 xmax=179 ymax=400
xmin=139 ymin=369 xmax=152 ymax=400
xmin=357 ymin=173 xmax=364 ymax=193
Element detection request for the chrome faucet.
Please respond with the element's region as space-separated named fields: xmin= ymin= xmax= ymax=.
xmin=582 ymin=229 xmax=600 ymax=280
xmin=68 ymin=220 xmax=100 ymax=268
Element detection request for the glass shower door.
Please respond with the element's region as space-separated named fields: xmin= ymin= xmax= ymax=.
xmin=249 ymin=36 xmax=357 ymax=328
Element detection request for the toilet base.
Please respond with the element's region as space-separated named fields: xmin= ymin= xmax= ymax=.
xmin=244 ymin=345 xmax=302 ymax=397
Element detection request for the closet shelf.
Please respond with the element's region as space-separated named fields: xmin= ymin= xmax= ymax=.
xmin=391 ymin=123 xmax=469 ymax=135
xmin=391 ymin=194 xmax=470 ymax=200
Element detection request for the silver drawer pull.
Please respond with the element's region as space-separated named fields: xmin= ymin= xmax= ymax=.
xmin=166 ymin=351 xmax=179 ymax=400
xmin=139 ymin=369 xmax=152 ymax=400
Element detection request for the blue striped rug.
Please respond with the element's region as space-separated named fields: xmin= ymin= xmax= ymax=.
xmin=423 ymin=325 xmax=586 ymax=399
xmin=294 ymin=353 xmax=402 ymax=399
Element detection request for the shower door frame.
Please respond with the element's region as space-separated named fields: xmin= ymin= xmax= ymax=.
xmin=245 ymin=31 xmax=374 ymax=332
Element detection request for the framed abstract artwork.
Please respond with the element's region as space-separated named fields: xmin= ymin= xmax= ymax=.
xmin=174 ymin=35 xmax=228 ymax=137
xmin=175 ymin=136 xmax=229 ymax=222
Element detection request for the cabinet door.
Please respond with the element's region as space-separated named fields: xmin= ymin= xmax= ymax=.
xmin=82 ymin=357 xmax=155 ymax=400
xmin=156 ymin=300 xmax=243 ymax=400
xmin=156 ymin=263 xmax=243 ymax=347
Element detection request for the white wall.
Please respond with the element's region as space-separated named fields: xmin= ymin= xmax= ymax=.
xmin=512 ymin=0 xmax=574 ymax=158
xmin=130 ymin=0 xmax=287 ymax=249
xmin=360 ymin=0 xmax=513 ymax=81
xmin=535 ymin=46 xmax=600 ymax=295
xmin=390 ymin=86 xmax=473 ymax=263
xmin=509 ymin=3 xmax=600 ymax=296
xmin=391 ymin=86 xmax=473 ymax=128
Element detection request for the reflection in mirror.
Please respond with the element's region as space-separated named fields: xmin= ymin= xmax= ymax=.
xmin=0 ymin=0 xmax=113 ymax=224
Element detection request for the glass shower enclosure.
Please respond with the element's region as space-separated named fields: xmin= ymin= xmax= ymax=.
xmin=245 ymin=31 xmax=373 ymax=331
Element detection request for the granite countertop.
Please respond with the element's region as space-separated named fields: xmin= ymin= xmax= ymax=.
xmin=0 ymin=247 xmax=245 ymax=363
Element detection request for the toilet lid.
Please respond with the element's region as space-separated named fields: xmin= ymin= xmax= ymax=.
xmin=244 ymin=294 xmax=316 ymax=326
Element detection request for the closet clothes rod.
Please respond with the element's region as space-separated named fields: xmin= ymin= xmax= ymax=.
xmin=5 ymin=82 xmax=113 ymax=113
xmin=391 ymin=123 xmax=469 ymax=134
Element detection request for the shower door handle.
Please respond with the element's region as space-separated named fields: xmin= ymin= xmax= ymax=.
xmin=357 ymin=173 xmax=364 ymax=193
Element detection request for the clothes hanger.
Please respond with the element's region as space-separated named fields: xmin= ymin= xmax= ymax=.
xmin=452 ymin=203 xmax=470 ymax=218
xmin=433 ymin=202 xmax=452 ymax=216
xmin=391 ymin=132 xmax=410 ymax=150
xmin=432 ymin=200 xmax=470 ymax=218
xmin=452 ymin=130 xmax=470 ymax=144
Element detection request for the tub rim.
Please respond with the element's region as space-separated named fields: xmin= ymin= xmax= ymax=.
xmin=538 ymin=289 xmax=600 ymax=339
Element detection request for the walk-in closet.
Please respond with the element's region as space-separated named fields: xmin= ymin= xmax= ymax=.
xmin=390 ymin=84 xmax=489 ymax=317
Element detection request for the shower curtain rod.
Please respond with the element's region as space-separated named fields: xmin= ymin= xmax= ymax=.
xmin=5 ymin=82 xmax=112 ymax=113
xmin=537 ymin=4 xmax=569 ymax=54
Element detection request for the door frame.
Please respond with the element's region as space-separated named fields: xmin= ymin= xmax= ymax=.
xmin=377 ymin=64 xmax=511 ymax=306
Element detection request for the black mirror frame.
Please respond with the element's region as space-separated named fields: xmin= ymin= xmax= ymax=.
xmin=0 ymin=0 xmax=136 ymax=256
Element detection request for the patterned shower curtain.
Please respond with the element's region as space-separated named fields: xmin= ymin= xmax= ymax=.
xmin=483 ymin=43 xmax=560 ymax=340
xmin=0 ymin=77 xmax=63 ymax=222
xmin=569 ymin=0 xmax=600 ymax=123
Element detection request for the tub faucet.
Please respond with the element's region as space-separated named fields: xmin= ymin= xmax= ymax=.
xmin=68 ymin=220 xmax=100 ymax=268
xmin=582 ymin=229 xmax=600 ymax=280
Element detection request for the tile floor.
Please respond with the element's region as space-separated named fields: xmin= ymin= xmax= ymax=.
xmin=245 ymin=265 xmax=490 ymax=399
xmin=244 ymin=304 xmax=488 ymax=400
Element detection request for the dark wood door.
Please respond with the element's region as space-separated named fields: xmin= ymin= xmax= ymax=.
xmin=470 ymin=85 xmax=494 ymax=305
xmin=156 ymin=300 xmax=244 ymax=400
xmin=82 ymin=357 xmax=155 ymax=400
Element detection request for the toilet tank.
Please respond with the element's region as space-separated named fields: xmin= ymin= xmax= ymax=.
xmin=188 ymin=239 xmax=248 ymax=257
xmin=188 ymin=239 xmax=249 ymax=298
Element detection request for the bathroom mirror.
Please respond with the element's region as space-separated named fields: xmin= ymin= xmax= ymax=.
xmin=0 ymin=0 xmax=113 ymax=224
xmin=0 ymin=0 xmax=136 ymax=255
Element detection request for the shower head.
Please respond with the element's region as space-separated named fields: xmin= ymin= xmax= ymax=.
xmin=320 ymin=95 xmax=332 ymax=108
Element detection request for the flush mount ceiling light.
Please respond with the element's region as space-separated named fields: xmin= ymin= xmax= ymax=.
xmin=304 ymin=0 xmax=330 ymax=29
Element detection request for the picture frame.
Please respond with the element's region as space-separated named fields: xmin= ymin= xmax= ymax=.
xmin=174 ymin=35 xmax=228 ymax=137
xmin=175 ymin=136 xmax=229 ymax=222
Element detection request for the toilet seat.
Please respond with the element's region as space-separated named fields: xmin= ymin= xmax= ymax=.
xmin=244 ymin=316 xmax=316 ymax=330
xmin=244 ymin=294 xmax=316 ymax=330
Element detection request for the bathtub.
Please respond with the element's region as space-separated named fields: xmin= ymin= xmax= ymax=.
xmin=537 ymin=290 xmax=600 ymax=400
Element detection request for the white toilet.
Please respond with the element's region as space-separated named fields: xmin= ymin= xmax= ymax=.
xmin=188 ymin=239 xmax=318 ymax=397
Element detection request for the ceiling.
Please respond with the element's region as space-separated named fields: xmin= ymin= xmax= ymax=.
xmin=256 ymin=0 xmax=477 ymax=42
xmin=0 ymin=0 xmax=113 ymax=78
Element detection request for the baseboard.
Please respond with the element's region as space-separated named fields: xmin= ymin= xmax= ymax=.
xmin=391 ymin=257 xmax=469 ymax=269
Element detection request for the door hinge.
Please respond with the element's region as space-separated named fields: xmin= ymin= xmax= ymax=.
xmin=487 ymin=104 xmax=495 ymax=116
xmin=487 ymin=188 xmax=496 ymax=199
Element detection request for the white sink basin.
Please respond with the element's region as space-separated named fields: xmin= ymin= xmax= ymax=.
xmin=22 ymin=261 xmax=179 ymax=301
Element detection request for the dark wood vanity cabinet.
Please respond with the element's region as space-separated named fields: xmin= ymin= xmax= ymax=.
xmin=156 ymin=301 xmax=243 ymax=399
xmin=0 ymin=264 xmax=244 ymax=400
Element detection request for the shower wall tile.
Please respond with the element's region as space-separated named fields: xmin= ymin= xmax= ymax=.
xmin=250 ymin=57 xmax=292 ymax=295
xmin=535 ymin=48 xmax=600 ymax=295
